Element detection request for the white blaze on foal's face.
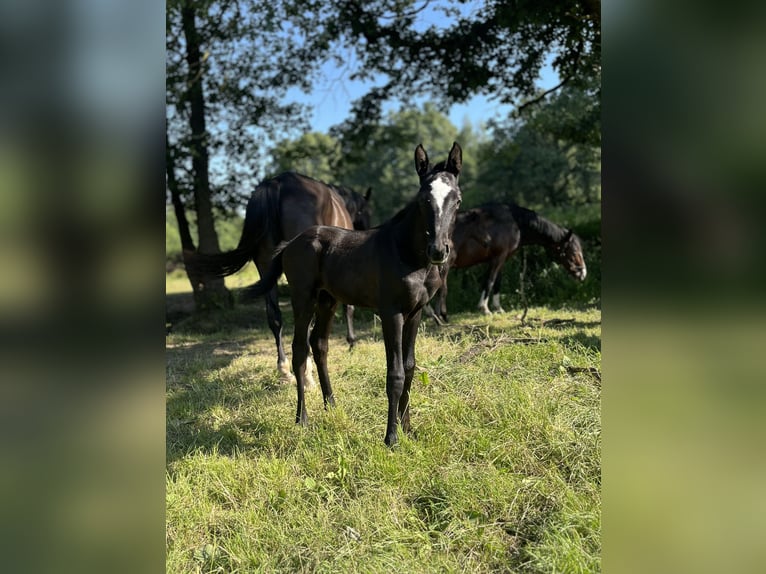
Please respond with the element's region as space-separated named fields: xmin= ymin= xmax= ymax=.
xmin=429 ymin=175 xmax=454 ymax=219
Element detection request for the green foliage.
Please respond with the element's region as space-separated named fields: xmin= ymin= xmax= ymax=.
xmin=474 ymin=83 xmax=601 ymax=209
xmin=166 ymin=305 xmax=601 ymax=573
xmin=330 ymin=0 xmax=600 ymax=146
xmin=268 ymin=132 xmax=342 ymax=181
xmin=333 ymin=103 xmax=460 ymax=223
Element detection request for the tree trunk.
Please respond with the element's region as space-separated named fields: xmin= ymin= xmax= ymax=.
xmin=180 ymin=1 xmax=231 ymax=310
xmin=166 ymin=126 xmax=206 ymax=308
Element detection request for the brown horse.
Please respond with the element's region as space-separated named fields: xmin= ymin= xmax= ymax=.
xmin=429 ymin=202 xmax=587 ymax=323
xmin=245 ymin=143 xmax=463 ymax=446
xmin=193 ymin=172 xmax=370 ymax=378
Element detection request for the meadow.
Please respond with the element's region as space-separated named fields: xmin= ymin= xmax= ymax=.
xmin=166 ymin=274 xmax=601 ymax=573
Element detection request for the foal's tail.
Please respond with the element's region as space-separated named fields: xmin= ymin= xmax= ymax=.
xmin=189 ymin=180 xmax=281 ymax=277
xmin=241 ymin=242 xmax=287 ymax=301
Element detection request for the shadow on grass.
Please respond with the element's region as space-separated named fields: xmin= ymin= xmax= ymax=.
xmin=165 ymin=294 xmax=380 ymax=466
xmin=562 ymin=332 xmax=601 ymax=352
xmin=166 ymin=339 xmax=289 ymax=466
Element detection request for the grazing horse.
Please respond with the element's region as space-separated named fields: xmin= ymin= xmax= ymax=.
xmin=430 ymin=202 xmax=587 ymax=323
xmin=192 ymin=172 xmax=370 ymax=378
xmin=246 ymin=143 xmax=463 ymax=446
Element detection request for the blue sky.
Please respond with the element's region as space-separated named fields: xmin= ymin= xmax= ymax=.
xmin=287 ymin=60 xmax=559 ymax=135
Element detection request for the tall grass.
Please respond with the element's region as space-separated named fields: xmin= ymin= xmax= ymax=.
xmin=167 ymin=301 xmax=600 ymax=573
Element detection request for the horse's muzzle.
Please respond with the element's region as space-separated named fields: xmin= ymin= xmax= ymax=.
xmin=427 ymin=243 xmax=450 ymax=265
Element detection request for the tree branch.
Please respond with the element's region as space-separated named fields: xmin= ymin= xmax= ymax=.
xmin=516 ymin=74 xmax=573 ymax=114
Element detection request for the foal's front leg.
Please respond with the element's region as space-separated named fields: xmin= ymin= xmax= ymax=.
xmin=381 ymin=312 xmax=405 ymax=447
xmin=344 ymin=304 xmax=357 ymax=349
xmin=399 ymin=310 xmax=422 ymax=435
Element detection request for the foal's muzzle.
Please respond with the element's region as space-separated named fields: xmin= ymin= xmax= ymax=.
xmin=427 ymin=243 xmax=450 ymax=264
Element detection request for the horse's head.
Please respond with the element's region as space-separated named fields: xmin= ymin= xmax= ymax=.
xmin=548 ymin=230 xmax=587 ymax=281
xmin=353 ymin=187 xmax=373 ymax=230
xmin=414 ymin=142 xmax=463 ymax=265
xmin=337 ymin=186 xmax=373 ymax=231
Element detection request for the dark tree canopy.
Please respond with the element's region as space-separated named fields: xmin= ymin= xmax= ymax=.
xmin=326 ymin=0 xmax=600 ymax=151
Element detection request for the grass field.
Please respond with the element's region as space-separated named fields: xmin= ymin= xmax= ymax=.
xmin=166 ymin=285 xmax=601 ymax=573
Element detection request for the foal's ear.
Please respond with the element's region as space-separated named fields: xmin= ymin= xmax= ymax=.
xmin=564 ymin=229 xmax=574 ymax=242
xmin=414 ymin=144 xmax=430 ymax=177
xmin=365 ymin=187 xmax=372 ymax=201
xmin=446 ymin=141 xmax=463 ymax=177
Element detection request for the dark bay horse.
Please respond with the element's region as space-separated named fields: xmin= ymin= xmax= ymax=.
xmin=430 ymin=202 xmax=587 ymax=323
xmin=193 ymin=172 xmax=370 ymax=379
xmin=246 ymin=143 xmax=463 ymax=446
xmin=333 ymin=185 xmax=372 ymax=231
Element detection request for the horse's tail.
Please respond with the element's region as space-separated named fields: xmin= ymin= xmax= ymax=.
xmin=190 ymin=180 xmax=281 ymax=277
xmin=242 ymin=242 xmax=287 ymax=301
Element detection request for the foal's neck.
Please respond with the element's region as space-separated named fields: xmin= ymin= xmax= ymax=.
xmin=390 ymin=202 xmax=429 ymax=267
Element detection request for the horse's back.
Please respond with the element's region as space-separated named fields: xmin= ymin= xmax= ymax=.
xmin=283 ymin=225 xmax=380 ymax=308
xmin=270 ymin=172 xmax=353 ymax=237
xmin=452 ymin=204 xmax=521 ymax=268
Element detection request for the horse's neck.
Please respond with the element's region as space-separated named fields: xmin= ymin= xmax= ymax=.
xmin=389 ymin=203 xmax=428 ymax=266
xmin=514 ymin=208 xmax=567 ymax=247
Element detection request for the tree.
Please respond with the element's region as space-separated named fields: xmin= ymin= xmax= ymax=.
xmin=166 ymin=0 xmax=344 ymax=309
xmin=472 ymin=81 xmax=600 ymax=208
xmin=336 ymin=103 xmax=460 ymax=223
xmin=268 ymin=133 xmax=342 ymax=182
xmin=327 ymin=0 xmax=600 ymax=150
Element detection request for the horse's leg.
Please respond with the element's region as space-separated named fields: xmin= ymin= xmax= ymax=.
xmin=262 ymin=283 xmax=293 ymax=382
xmin=438 ymin=267 xmax=451 ymax=323
xmin=291 ymin=300 xmax=315 ymax=426
xmin=398 ymin=310 xmax=422 ymax=435
xmin=344 ymin=304 xmax=356 ymax=349
xmin=477 ymin=269 xmax=492 ymax=315
xmin=422 ymin=302 xmax=444 ymax=326
xmin=381 ymin=312 xmax=405 ymax=447
xmin=310 ymin=291 xmax=338 ymax=408
xmin=491 ymin=268 xmax=506 ymax=313
xmin=478 ymin=260 xmax=502 ymax=315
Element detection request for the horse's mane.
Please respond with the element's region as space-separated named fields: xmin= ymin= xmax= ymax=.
xmin=506 ymin=203 xmax=570 ymax=243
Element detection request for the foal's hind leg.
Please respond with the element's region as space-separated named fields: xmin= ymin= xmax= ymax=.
xmin=263 ymin=284 xmax=294 ymax=382
xmin=291 ymin=300 xmax=315 ymax=426
xmin=310 ymin=292 xmax=339 ymax=409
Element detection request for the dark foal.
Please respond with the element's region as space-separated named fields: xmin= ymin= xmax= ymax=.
xmin=192 ymin=172 xmax=371 ymax=377
xmin=429 ymin=202 xmax=587 ymax=323
xmin=247 ymin=143 xmax=463 ymax=446
xmin=329 ymin=184 xmax=373 ymax=348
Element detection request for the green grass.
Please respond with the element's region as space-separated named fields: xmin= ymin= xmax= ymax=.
xmin=167 ymin=300 xmax=601 ymax=573
xmin=166 ymin=264 xmax=261 ymax=295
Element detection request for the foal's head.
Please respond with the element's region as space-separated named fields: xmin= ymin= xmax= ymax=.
xmin=414 ymin=142 xmax=463 ymax=265
xmin=548 ymin=231 xmax=588 ymax=281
